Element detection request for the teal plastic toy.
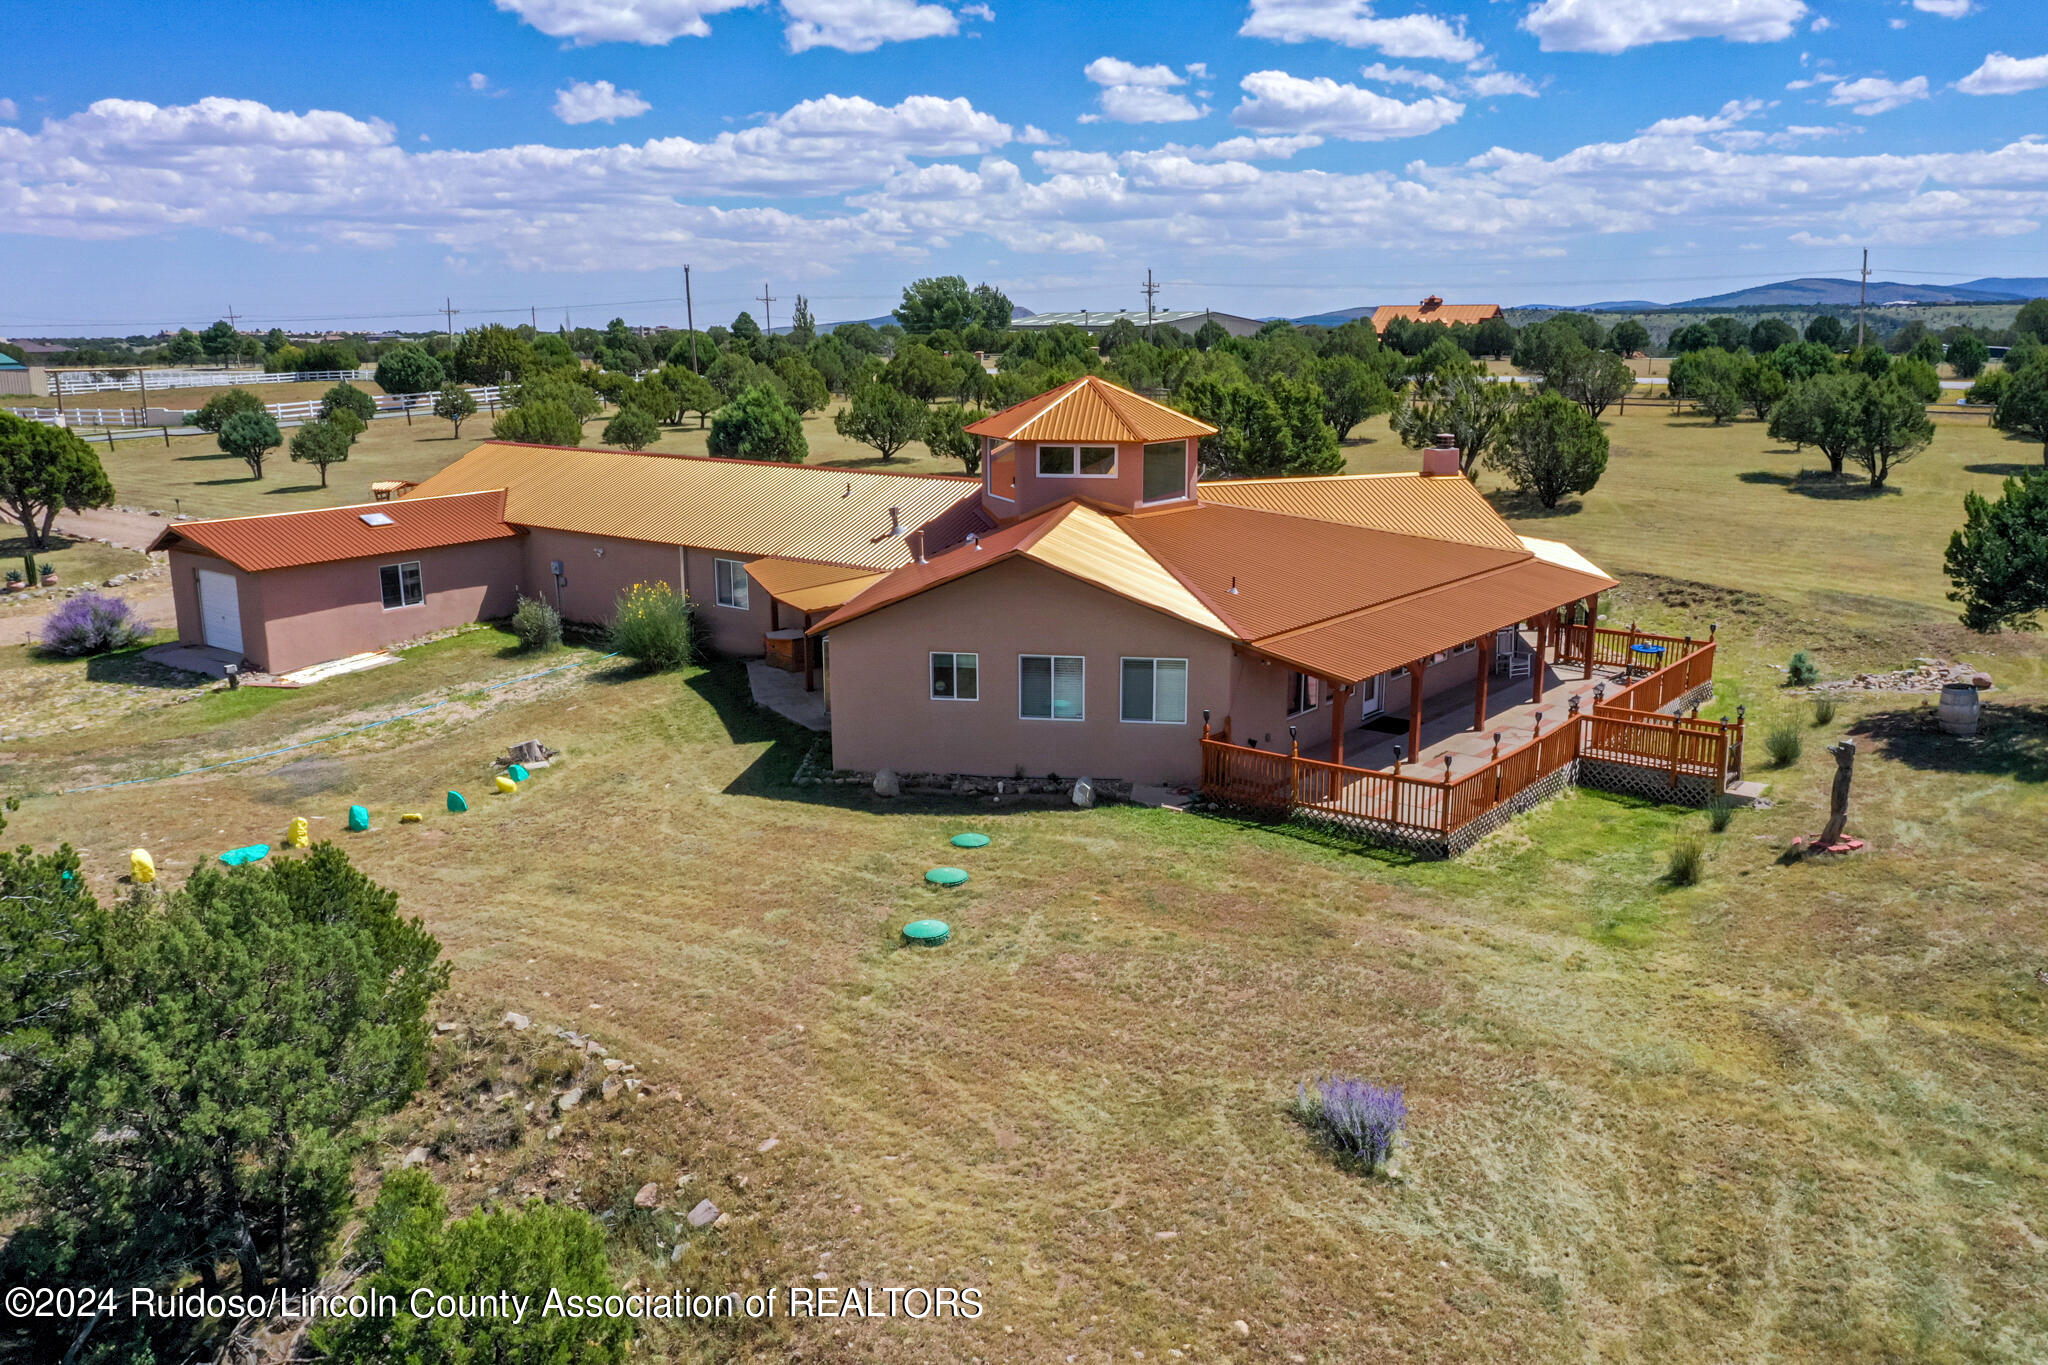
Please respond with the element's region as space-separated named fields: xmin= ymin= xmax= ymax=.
xmin=447 ymin=791 xmax=469 ymax=812
xmin=347 ymin=805 xmax=370 ymax=832
xmin=219 ymin=844 xmax=271 ymax=867
xmin=507 ymin=763 xmax=530 ymax=782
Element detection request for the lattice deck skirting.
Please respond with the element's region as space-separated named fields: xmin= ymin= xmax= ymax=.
xmin=1445 ymin=762 xmax=1581 ymax=855
xmin=1572 ymin=758 xmax=1722 ymax=808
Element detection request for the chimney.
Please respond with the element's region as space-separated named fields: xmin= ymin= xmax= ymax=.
xmin=906 ymin=528 xmax=927 ymax=564
xmin=1421 ymin=432 xmax=1460 ymax=477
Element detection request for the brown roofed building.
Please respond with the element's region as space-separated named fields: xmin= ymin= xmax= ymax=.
xmin=1369 ymin=296 xmax=1504 ymax=332
xmin=147 ymin=380 xmax=1655 ymax=816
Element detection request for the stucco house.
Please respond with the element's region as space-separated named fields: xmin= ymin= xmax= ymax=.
xmin=150 ymin=447 xmax=985 ymax=676
xmin=151 ymin=376 xmax=1684 ymax=838
xmin=812 ymin=375 xmax=1619 ymax=788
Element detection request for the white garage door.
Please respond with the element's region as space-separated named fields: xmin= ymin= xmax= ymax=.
xmin=196 ymin=568 xmax=243 ymax=655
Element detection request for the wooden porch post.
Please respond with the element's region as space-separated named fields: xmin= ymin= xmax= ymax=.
xmin=1406 ymin=658 xmax=1428 ymax=760
xmin=770 ymin=597 xmax=781 ymax=632
xmin=802 ymin=613 xmax=817 ymax=692
xmin=1473 ymin=635 xmax=1492 ymax=731
xmin=1530 ymin=616 xmax=1547 ymax=706
xmin=1329 ymin=682 xmax=1351 ymax=767
xmin=1582 ymin=595 xmax=1598 ymax=680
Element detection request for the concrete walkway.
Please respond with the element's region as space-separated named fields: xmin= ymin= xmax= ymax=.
xmin=746 ymin=660 xmax=830 ymax=732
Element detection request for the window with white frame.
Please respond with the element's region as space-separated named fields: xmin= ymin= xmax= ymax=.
xmin=714 ymin=558 xmax=750 ymax=610
xmin=1142 ymin=440 xmax=1187 ymax=502
xmin=1019 ymin=654 xmax=1084 ymax=720
xmin=1036 ymin=444 xmax=1116 ymax=477
xmin=379 ymin=561 xmax=423 ymax=609
xmin=1286 ymin=670 xmax=1320 ymax=715
xmin=1120 ymin=658 xmax=1188 ymax=724
xmin=931 ymin=651 xmax=979 ymax=701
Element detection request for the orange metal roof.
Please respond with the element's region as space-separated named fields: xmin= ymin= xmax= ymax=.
xmin=1119 ymin=503 xmax=1528 ymax=640
xmin=964 ymin=375 xmax=1216 ymax=444
xmin=818 ymin=482 xmax=1615 ymax=685
xmin=146 ymin=491 xmax=516 ymax=573
xmin=744 ymin=558 xmax=888 ymax=614
xmin=818 ymin=502 xmax=1232 ymax=637
xmin=1369 ymin=302 xmax=1502 ymax=331
xmin=407 ymin=442 xmax=980 ymax=572
xmin=1198 ymin=472 xmax=1525 ymax=552
xmin=1252 ymin=558 xmax=1615 ymax=683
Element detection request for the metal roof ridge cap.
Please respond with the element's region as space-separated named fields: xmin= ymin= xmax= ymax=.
xmin=1168 ymin=497 xmax=1519 ymax=556
xmin=169 ymin=487 xmax=509 ymax=528
xmin=1250 ymin=552 xmax=1570 ymax=646
xmin=471 ymin=440 xmax=976 ymax=482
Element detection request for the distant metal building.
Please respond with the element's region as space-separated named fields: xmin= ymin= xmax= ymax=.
xmin=1010 ymin=308 xmax=1266 ymax=339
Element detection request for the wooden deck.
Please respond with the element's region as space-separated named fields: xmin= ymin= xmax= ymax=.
xmin=1202 ymin=626 xmax=1737 ymax=854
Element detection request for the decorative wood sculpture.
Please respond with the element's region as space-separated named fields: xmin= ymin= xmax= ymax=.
xmin=1817 ymin=739 xmax=1855 ymax=848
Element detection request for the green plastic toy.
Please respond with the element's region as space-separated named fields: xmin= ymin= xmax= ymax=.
xmin=447 ymin=791 xmax=469 ymax=812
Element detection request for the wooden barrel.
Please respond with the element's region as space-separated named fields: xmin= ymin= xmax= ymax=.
xmin=1938 ymin=683 xmax=1981 ymax=737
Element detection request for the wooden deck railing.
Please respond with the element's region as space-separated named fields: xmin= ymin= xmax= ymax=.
xmin=1198 ymin=632 xmax=1739 ymax=849
xmin=1599 ymin=639 xmax=1716 ymax=716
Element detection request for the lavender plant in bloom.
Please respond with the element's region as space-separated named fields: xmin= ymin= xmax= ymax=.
xmin=40 ymin=592 xmax=147 ymax=657
xmin=1295 ymin=1076 xmax=1406 ymax=1171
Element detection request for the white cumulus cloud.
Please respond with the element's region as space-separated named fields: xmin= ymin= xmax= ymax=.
xmin=1232 ymin=70 xmax=1463 ymax=140
xmin=1082 ymin=57 xmax=1206 ymax=124
xmin=495 ymin=0 xmax=762 ymax=45
xmin=1912 ymin=0 xmax=1974 ymax=16
xmin=0 ymin=99 xmax=16 ymax=122
xmin=1240 ymin=0 xmax=1481 ymax=63
xmin=1522 ymin=0 xmax=1808 ymax=54
xmin=1826 ymin=75 xmax=1929 ymax=115
xmin=1957 ymin=52 xmax=2048 ymax=96
xmin=552 ymin=79 xmax=653 ymax=124
xmin=782 ymin=0 xmax=971 ymax=54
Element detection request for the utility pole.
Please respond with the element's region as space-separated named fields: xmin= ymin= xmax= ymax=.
xmin=531 ymin=305 xmax=537 ymax=330
xmin=441 ymin=296 xmax=460 ymax=342
xmin=225 ymin=304 xmax=240 ymax=331
xmin=684 ymin=264 xmax=698 ymax=370
xmin=1140 ymin=268 xmax=1160 ymax=343
xmin=758 ymin=281 xmax=776 ymax=337
xmin=1857 ymin=248 xmax=1870 ymax=350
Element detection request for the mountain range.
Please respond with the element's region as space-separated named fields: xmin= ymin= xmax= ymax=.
xmin=1299 ymin=278 xmax=2047 ymax=324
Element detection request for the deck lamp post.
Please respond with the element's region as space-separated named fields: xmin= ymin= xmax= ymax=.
xmin=1443 ymin=754 xmax=1454 ymax=781
xmin=1593 ymin=682 xmax=1606 ymax=705
xmin=1491 ymin=733 xmax=1502 ymax=762
xmin=1533 ymin=712 xmax=1543 ymax=737
xmin=1392 ymin=743 xmax=1404 ymax=773
xmin=1288 ymin=725 xmax=1298 ymax=758
xmin=1568 ymin=695 xmax=1581 ymax=718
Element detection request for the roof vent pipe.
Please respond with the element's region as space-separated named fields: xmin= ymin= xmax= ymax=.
xmin=1229 ymin=575 xmax=1239 ymax=595
xmin=907 ymin=528 xmax=927 ymax=564
xmin=888 ymin=506 xmax=901 ymax=537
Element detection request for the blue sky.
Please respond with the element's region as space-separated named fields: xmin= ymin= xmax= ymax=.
xmin=3 ymin=0 xmax=2047 ymax=334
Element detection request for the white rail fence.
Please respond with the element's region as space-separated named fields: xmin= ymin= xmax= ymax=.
xmin=16 ymin=386 xmax=507 ymax=441
xmin=49 ymin=366 xmax=378 ymax=396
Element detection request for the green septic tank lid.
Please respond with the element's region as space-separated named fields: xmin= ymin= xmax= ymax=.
xmin=926 ymin=866 xmax=970 ymax=887
xmin=903 ymin=919 xmax=951 ymax=946
xmin=949 ymin=832 xmax=991 ymax=849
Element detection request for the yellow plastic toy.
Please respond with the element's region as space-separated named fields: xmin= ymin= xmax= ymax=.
xmin=399 ymin=812 xmax=424 ymax=824
xmin=130 ymin=848 xmax=155 ymax=884
xmin=285 ymin=817 xmax=310 ymax=849
xmin=494 ymin=774 xmax=518 ymax=795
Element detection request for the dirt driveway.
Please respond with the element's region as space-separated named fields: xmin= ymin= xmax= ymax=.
xmin=0 ymin=509 xmax=175 ymax=647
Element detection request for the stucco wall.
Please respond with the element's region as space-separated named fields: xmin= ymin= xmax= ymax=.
xmin=824 ymin=557 xmax=1233 ymax=786
xmin=990 ymin=437 xmax=1196 ymax=522
xmin=518 ymin=530 xmax=684 ymax=629
xmin=1222 ymin=643 xmax=1485 ymax=752
xmin=167 ymin=540 xmax=522 ymax=674
xmin=682 ymin=546 xmax=777 ymax=657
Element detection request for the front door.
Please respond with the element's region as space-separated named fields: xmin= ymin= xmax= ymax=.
xmin=196 ymin=568 xmax=243 ymax=655
xmin=1356 ymin=673 xmax=1383 ymax=717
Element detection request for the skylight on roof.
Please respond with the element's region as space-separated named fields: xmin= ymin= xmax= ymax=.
xmin=359 ymin=512 xmax=395 ymax=526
